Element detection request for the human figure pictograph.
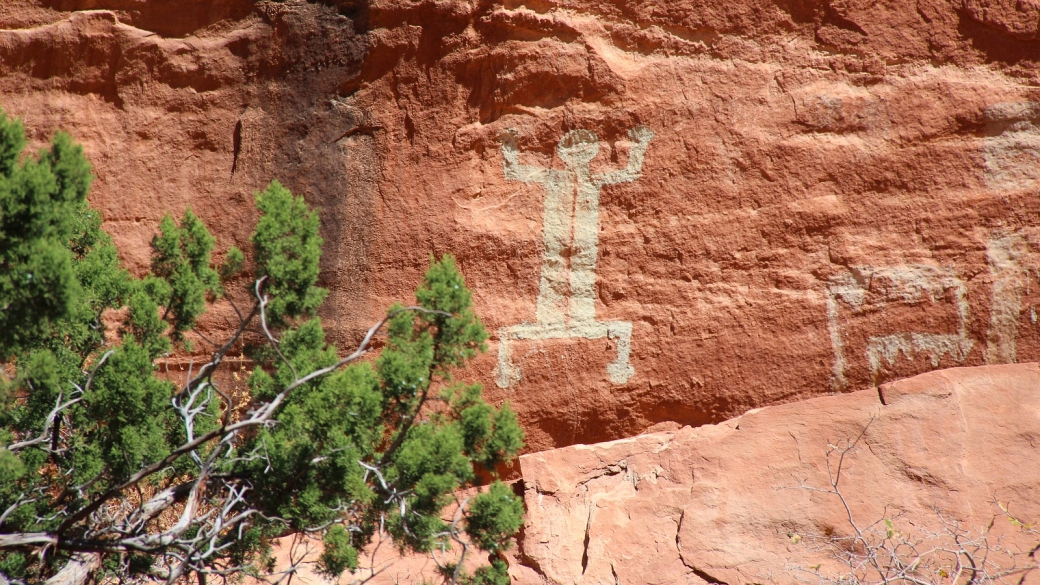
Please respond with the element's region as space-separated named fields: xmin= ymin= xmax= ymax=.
xmin=495 ymin=125 xmax=654 ymax=388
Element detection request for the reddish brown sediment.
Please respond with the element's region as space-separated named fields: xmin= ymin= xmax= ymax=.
xmin=4 ymin=0 xmax=1040 ymax=454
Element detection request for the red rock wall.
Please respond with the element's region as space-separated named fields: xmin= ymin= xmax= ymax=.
xmin=4 ymin=0 xmax=1040 ymax=452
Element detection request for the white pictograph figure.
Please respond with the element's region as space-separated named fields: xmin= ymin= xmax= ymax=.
xmin=495 ymin=126 xmax=654 ymax=389
xmin=827 ymin=265 xmax=974 ymax=390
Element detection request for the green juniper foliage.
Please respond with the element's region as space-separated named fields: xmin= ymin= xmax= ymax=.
xmin=0 ymin=112 xmax=124 ymax=360
xmin=462 ymin=559 xmax=511 ymax=585
xmin=465 ymin=481 xmax=525 ymax=555
xmin=150 ymin=207 xmax=223 ymax=347
xmin=250 ymin=179 xmax=327 ymax=326
xmin=0 ymin=111 xmax=524 ymax=584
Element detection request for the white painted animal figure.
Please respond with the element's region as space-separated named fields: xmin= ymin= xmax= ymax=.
xmin=827 ymin=265 xmax=974 ymax=390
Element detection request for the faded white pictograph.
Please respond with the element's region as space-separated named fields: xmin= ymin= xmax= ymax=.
xmin=985 ymin=231 xmax=1029 ymax=364
xmin=827 ymin=265 xmax=975 ymax=390
xmin=827 ymin=232 xmax=1040 ymax=389
xmin=820 ymin=100 xmax=1040 ymax=388
xmin=984 ymin=229 xmax=1040 ymax=364
xmin=494 ymin=126 xmax=654 ymax=389
xmin=982 ymin=101 xmax=1040 ymax=190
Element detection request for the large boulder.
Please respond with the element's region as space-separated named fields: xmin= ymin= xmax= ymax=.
xmin=518 ymin=363 xmax=1040 ymax=584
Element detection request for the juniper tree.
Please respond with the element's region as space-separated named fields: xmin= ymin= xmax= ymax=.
xmin=0 ymin=110 xmax=524 ymax=585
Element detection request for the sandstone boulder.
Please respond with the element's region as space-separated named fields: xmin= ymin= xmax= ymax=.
xmin=518 ymin=363 xmax=1040 ymax=584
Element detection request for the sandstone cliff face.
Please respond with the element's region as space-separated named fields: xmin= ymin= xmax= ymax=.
xmin=518 ymin=363 xmax=1040 ymax=584
xmin=4 ymin=0 xmax=1040 ymax=451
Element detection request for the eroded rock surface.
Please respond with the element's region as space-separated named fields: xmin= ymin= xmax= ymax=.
xmin=5 ymin=1 xmax=1040 ymax=450
xmin=518 ymin=363 xmax=1040 ymax=584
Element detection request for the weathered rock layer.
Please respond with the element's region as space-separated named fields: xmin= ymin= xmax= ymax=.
xmin=4 ymin=0 xmax=1040 ymax=451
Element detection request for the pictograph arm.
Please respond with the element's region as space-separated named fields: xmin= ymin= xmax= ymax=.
xmin=500 ymin=129 xmax=548 ymax=183
xmin=597 ymin=125 xmax=654 ymax=185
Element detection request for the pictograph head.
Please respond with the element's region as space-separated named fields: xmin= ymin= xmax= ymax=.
xmin=557 ymin=129 xmax=599 ymax=167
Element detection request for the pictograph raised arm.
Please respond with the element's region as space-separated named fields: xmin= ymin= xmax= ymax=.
xmin=500 ymin=129 xmax=549 ymax=183
xmin=596 ymin=125 xmax=654 ymax=185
